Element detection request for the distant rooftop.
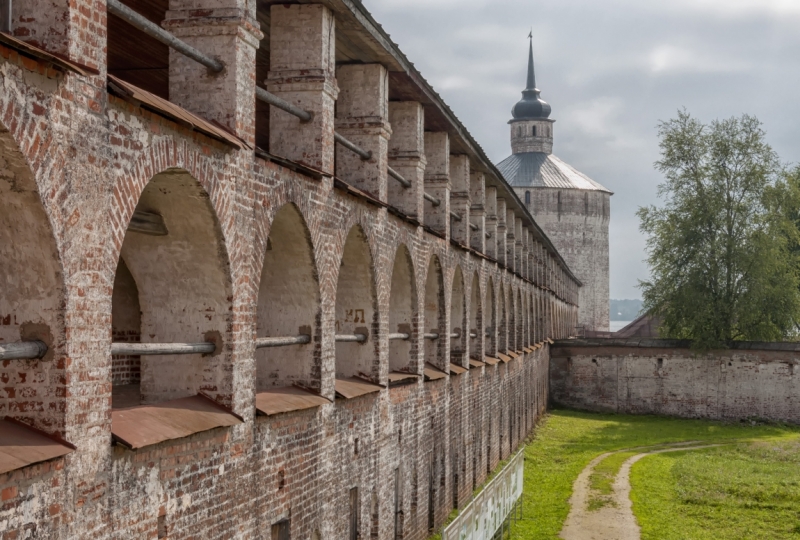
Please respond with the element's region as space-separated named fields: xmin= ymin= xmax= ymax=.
xmin=497 ymin=152 xmax=612 ymax=193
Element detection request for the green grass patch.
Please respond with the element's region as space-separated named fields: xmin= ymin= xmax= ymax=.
xmin=508 ymin=408 xmax=800 ymax=540
xmin=587 ymin=451 xmax=637 ymax=510
xmin=631 ymin=439 xmax=800 ymax=539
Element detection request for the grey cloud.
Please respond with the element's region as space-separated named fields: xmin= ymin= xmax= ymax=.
xmin=363 ymin=0 xmax=800 ymax=299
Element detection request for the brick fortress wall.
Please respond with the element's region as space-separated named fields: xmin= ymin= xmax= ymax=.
xmin=551 ymin=341 xmax=800 ymax=425
xmin=0 ymin=1 xmax=577 ymax=538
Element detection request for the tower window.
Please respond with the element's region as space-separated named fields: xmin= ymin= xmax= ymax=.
xmin=532 ymin=125 xmax=537 ymax=137
xmin=525 ymin=191 xmax=531 ymax=206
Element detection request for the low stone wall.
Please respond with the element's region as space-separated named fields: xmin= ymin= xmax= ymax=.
xmin=550 ymin=339 xmax=800 ymax=424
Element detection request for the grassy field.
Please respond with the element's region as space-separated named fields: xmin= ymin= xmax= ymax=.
xmin=631 ymin=439 xmax=800 ymax=539
xmin=509 ymin=409 xmax=800 ymax=539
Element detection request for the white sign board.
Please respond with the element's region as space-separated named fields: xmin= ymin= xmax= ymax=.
xmin=442 ymin=450 xmax=525 ymax=540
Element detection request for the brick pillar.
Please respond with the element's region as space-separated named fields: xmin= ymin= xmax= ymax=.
xmin=424 ymin=132 xmax=450 ymax=238
xmin=336 ymin=64 xmax=391 ymax=200
xmin=469 ymin=172 xmax=485 ymax=253
xmin=13 ymin=0 xmax=106 ymax=71
xmin=388 ymin=102 xmax=426 ymax=220
xmin=506 ymin=209 xmax=516 ymax=273
xmin=267 ymin=4 xmax=338 ymax=173
xmin=536 ymin=243 xmax=544 ymax=343
xmin=485 ymin=187 xmax=497 ymax=259
xmin=449 ymin=155 xmax=470 ymax=246
xmin=496 ymin=197 xmax=507 ymax=266
xmin=166 ymin=1 xmax=262 ymax=145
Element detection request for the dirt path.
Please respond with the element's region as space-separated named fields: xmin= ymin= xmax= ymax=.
xmin=560 ymin=443 xmax=724 ymax=540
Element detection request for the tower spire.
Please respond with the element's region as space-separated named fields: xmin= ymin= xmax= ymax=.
xmin=527 ymin=30 xmax=536 ymax=91
xmin=510 ymin=33 xmax=551 ymax=120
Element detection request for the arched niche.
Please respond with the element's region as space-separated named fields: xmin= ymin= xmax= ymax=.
xmin=0 ymin=126 xmax=66 ymax=433
xmin=449 ymin=266 xmax=466 ymax=368
xmin=112 ymin=169 xmax=232 ymax=408
xmin=469 ymin=273 xmax=481 ymax=360
xmin=508 ymin=288 xmax=517 ymax=352
xmin=484 ymin=277 xmax=496 ymax=357
xmin=517 ymin=290 xmax=525 ymax=349
xmin=334 ymin=225 xmax=377 ymax=379
xmin=424 ymin=255 xmax=445 ymax=371
xmin=388 ymin=244 xmax=416 ymax=373
xmin=256 ymin=203 xmax=319 ymax=390
xmin=528 ymin=292 xmax=535 ymax=346
xmin=497 ymin=285 xmax=507 ymax=354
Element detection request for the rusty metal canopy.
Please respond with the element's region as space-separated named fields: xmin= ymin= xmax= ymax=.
xmin=0 ymin=418 xmax=75 ymax=475
xmin=334 ymin=377 xmax=384 ymax=400
xmin=508 ymin=351 xmax=521 ymax=359
xmin=469 ymin=359 xmax=485 ymax=369
xmin=523 ymin=346 xmax=534 ymax=354
xmin=0 ymin=32 xmax=98 ymax=76
xmin=111 ymin=395 xmax=242 ymax=450
xmin=497 ymin=353 xmax=512 ymax=363
xmin=449 ymin=364 xmax=468 ymax=376
xmin=107 ymin=75 xmax=249 ymax=150
xmin=255 ymin=386 xmax=331 ymax=417
xmin=388 ymin=372 xmax=420 ymax=386
xmin=423 ymin=363 xmax=448 ymax=382
xmin=483 ymin=356 xmax=500 ymax=366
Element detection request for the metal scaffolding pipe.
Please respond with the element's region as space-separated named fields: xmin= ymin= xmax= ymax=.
xmin=107 ymin=0 xmax=223 ymax=73
xmin=450 ymin=211 xmax=462 ymax=222
xmin=388 ymin=333 xmax=410 ymax=340
xmin=255 ymin=87 xmax=313 ymax=123
xmin=387 ymin=166 xmax=412 ymax=188
xmin=469 ymin=223 xmax=479 ymax=231
xmin=423 ymin=192 xmax=441 ymax=207
xmin=449 ymin=332 xmax=460 ymax=339
xmin=0 ymin=340 xmax=48 ymax=361
xmin=255 ymin=335 xmax=311 ymax=348
xmin=111 ymin=342 xmax=216 ymax=356
xmin=470 ymin=333 xmax=478 ymax=339
xmin=335 ymin=333 xmax=368 ymax=343
xmin=334 ymin=132 xmax=372 ymax=161
xmin=423 ymin=333 xmax=439 ymax=340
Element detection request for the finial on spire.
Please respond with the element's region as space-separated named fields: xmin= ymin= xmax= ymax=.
xmin=526 ymin=32 xmax=536 ymax=91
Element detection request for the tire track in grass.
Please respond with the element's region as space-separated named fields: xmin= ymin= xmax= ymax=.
xmin=560 ymin=442 xmax=726 ymax=540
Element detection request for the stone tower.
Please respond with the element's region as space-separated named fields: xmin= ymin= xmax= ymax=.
xmin=497 ymin=39 xmax=612 ymax=333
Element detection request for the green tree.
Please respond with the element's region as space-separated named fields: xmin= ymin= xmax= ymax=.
xmin=638 ymin=111 xmax=800 ymax=349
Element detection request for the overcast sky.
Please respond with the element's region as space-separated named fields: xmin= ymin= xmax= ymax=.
xmin=362 ymin=0 xmax=800 ymax=300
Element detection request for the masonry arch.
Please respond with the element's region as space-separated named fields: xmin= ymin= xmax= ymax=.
xmin=450 ymin=266 xmax=466 ymax=368
xmin=484 ymin=277 xmax=496 ymax=357
xmin=517 ymin=289 xmax=525 ymax=350
xmin=424 ymin=255 xmax=446 ymax=371
xmin=388 ymin=244 xmax=416 ymax=373
xmin=508 ymin=287 xmax=517 ymax=352
xmin=469 ymin=273 xmax=481 ymax=360
xmin=111 ymin=168 xmax=233 ymax=408
xmin=334 ymin=225 xmax=377 ymax=380
xmin=0 ymin=126 xmax=67 ymax=434
xmin=498 ymin=285 xmax=507 ymax=354
xmin=256 ymin=203 xmax=319 ymax=390
xmin=529 ymin=292 xmax=535 ymax=346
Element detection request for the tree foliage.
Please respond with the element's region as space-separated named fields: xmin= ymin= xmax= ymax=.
xmin=638 ymin=111 xmax=800 ymax=349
